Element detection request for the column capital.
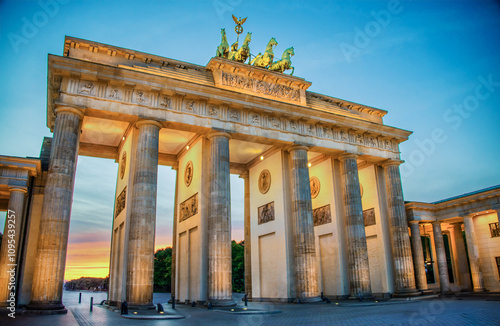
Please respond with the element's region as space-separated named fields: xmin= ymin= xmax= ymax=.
xmin=431 ymin=220 xmax=442 ymax=225
xmin=381 ymin=159 xmax=404 ymax=168
xmin=409 ymin=220 xmax=420 ymax=225
xmin=206 ymin=130 xmax=231 ymax=140
xmin=239 ymin=171 xmax=249 ymax=179
xmin=338 ymin=152 xmax=358 ymax=161
xmin=287 ymin=144 xmax=310 ymax=153
xmin=135 ymin=119 xmax=163 ymax=129
xmin=54 ymin=106 xmax=84 ymax=119
xmin=171 ymin=162 xmax=179 ymax=171
xmin=8 ymin=186 xmax=27 ymax=194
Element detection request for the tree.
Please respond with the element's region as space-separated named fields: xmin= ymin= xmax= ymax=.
xmin=154 ymin=247 xmax=172 ymax=292
xmin=232 ymin=240 xmax=245 ymax=293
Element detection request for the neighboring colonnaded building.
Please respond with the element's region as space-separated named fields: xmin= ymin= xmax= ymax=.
xmin=0 ymin=36 xmax=499 ymax=312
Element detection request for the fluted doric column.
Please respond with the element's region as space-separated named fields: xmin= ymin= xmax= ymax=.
xmin=452 ymin=223 xmax=471 ymax=290
xmin=288 ymin=146 xmax=321 ymax=302
xmin=170 ymin=163 xmax=179 ymax=302
xmin=339 ymin=153 xmax=372 ymax=299
xmin=463 ymin=216 xmax=485 ymax=292
xmin=240 ymin=171 xmax=252 ymax=299
xmin=28 ymin=107 xmax=83 ymax=312
xmin=383 ymin=160 xmax=419 ymax=296
xmin=409 ymin=221 xmax=428 ymax=292
xmin=206 ymin=131 xmax=234 ymax=306
xmin=432 ymin=221 xmax=451 ymax=293
xmin=0 ymin=187 xmax=27 ymax=306
xmin=126 ymin=120 xmax=162 ymax=308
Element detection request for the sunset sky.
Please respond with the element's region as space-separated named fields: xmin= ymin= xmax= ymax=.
xmin=0 ymin=0 xmax=499 ymax=281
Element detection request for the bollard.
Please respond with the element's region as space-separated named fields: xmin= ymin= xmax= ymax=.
xmin=172 ymin=295 xmax=175 ymax=309
xmin=121 ymin=301 xmax=128 ymax=315
xmin=244 ymin=294 xmax=248 ymax=307
xmin=90 ymin=297 xmax=93 ymax=312
xmin=321 ymin=292 xmax=324 ymax=299
xmin=79 ymin=292 xmax=82 ymax=304
xmin=191 ymin=301 xmax=196 ymax=307
xmin=157 ymin=303 xmax=164 ymax=313
xmin=208 ymin=302 xmax=212 ymax=310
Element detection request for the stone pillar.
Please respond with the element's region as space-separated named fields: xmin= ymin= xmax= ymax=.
xmin=383 ymin=161 xmax=419 ymax=296
xmin=28 ymin=107 xmax=83 ymax=312
xmin=451 ymin=223 xmax=471 ymax=290
xmin=338 ymin=153 xmax=372 ymax=299
xmin=170 ymin=163 xmax=179 ymax=302
xmin=206 ymin=131 xmax=234 ymax=306
xmin=409 ymin=221 xmax=428 ymax=292
xmin=0 ymin=187 xmax=27 ymax=306
xmin=432 ymin=221 xmax=451 ymax=293
xmin=288 ymin=146 xmax=321 ymax=302
xmin=240 ymin=171 xmax=252 ymax=299
xmin=126 ymin=120 xmax=162 ymax=308
xmin=463 ymin=216 xmax=485 ymax=292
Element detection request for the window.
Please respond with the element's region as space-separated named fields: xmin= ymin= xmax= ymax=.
xmin=489 ymin=222 xmax=500 ymax=238
xmin=496 ymin=257 xmax=500 ymax=279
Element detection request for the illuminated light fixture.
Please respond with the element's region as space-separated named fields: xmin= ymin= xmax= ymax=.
xmin=133 ymin=311 xmax=137 ymax=314
xmin=243 ymin=308 xmax=247 ymax=310
xmin=160 ymin=311 xmax=164 ymax=314
xmin=260 ymin=156 xmax=264 ymax=160
xmin=231 ymin=309 xmax=234 ymax=312
xmin=122 ymin=136 xmax=125 ymax=140
xmin=186 ymin=145 xmax=190 ymax=150
xmin=308 ymin=162 xmax=312 ymax=167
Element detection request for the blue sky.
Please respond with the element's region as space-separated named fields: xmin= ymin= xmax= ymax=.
xmin=1 ymin=0 xmax=499 ymax=278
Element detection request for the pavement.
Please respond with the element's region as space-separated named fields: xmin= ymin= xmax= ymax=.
xmin=1 ymin=291 xmax=499 ymax=325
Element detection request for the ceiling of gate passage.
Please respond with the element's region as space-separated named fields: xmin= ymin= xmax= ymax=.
xmin=79 ymin=116 xmax=321 ymax=165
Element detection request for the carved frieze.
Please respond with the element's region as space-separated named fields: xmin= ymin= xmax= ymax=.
xmin=208 ymin=105 xmax=219 ymax=116
xmin=120 ymin=151 xmax=126 ymax=179
xmin=363 ymin=208 xmax=376 ymax=226
xmin=221 ymin=72 xmax=300 ymax=102
xmin=313 ymin=204 xmax=331 ymax=226
xmin=180 ymin=193 xmax=198 ymax=222
xmin=258 ymin=201 xmax=275 ymax=225
xmin=115 ymin=187 xmax=126 ymax=218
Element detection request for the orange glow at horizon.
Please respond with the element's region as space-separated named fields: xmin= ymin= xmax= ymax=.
xmin=65 ymin=229 xmax=243 ymax=281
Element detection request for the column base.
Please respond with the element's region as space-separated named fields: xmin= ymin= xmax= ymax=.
xmin=348 ymin=294 xmax=374 ymax=301
xmin=25 ymin=301 xmax=67 ymax=314
xmin=295 ymin=296 xmax=323 ymax=303
xmin=205 ymin=299 xmax=237 ymax=307
xmin=473 ymin=288 xmax=486 ymax=293
xmin=419 ymin=289 xmax=434 ymax=295
xmin=127 ymin=303 xmax=156 ymax=310
xmin=392 ymin=290 xmax=421 ymax=298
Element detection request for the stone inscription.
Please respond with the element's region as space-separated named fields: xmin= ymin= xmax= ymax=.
xmin=258 ymin=201 xmax=275 ymax=225
xmin=363 ymin=208 xmax=376 ymax=226
xmin=313 ymin=204 xmax=331 ymax=226
xmin=115 ymin=187 xmax=126 ymax=218
xmin=222 ymin=72 xmax=300 ymax=102
xmin=180 ymin=193 xmax=198 ymax=222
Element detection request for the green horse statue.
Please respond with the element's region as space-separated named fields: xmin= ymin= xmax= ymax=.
xmin=228 ymin=32 xmax=252 ymax=63
xmin=251 ymin=37 xmax=278 ymax=69
xmin=268 ymin=46 xmax=295 ymax=75
xmin=216 ymin=28 xmax=229 ymax=59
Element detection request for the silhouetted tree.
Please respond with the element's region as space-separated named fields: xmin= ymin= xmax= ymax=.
xmin=232 ymin=240 xmax=245 ymax=293
xmin=154 ymin=247 xmax=172 ymax=292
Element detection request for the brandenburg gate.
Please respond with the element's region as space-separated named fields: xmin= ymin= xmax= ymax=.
xmin=0 ymin=32 xmax=421 ymax=313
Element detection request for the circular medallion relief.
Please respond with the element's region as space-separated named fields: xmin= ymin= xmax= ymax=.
xmin=310 ymin=176 xmax=320 ymax=199
xmin=120 ymin=151 xmax=127 ymax=179
xmin=184 ymin=161 xmax=193 ymax=187
xmin=258 ymin=169 xmax=271 ymax=194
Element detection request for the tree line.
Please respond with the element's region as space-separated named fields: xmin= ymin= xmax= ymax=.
xmin=64 ymin=240 xmax=246 ymax=293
